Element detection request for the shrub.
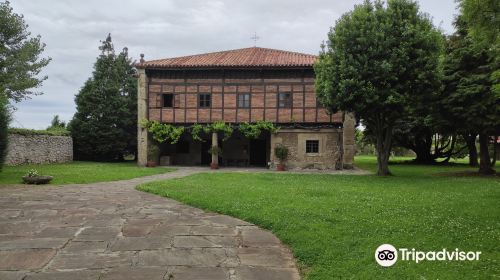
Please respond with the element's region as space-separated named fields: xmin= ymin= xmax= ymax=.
xmin=8 ymin=127 xmax=70 ymax=136
xmin=274 ymin=144 xmax=289 ymax=163
xmin=25 ymin=169 xmax=39 ymax=177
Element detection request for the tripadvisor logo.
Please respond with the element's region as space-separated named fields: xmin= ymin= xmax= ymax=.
xmin=375 ymin=244 xmax=481 ymax=267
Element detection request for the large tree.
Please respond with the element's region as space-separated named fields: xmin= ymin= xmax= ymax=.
xmin=69 ymin=34 xmax=137 ymax=161
xmin=441 ymin=17 xmax=499 ymax=174
xmin=0 ymin=1 xmax=49 ymax=170
xmin=315 ymin=0 xmax=443 ymax=175
xmin=0 ymin=1 xmax=50 ymax=102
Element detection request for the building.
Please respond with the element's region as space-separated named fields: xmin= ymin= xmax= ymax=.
xmin=136 ymin=47 xmax=355 ymax=169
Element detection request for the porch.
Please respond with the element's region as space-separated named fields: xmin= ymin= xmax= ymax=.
xmin=158 ymin=130 xmax=271 ymax=167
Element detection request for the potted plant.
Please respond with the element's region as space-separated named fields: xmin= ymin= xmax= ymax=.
xmin=22 ymin=169 xmax=53 ymax=185
xmin=208 ymin=146 xmax=222 ymax=169
xmin=147 ymin=145 xmax=160 ymax=167
xmin=274 ymin=144 xmax=289 ymax=171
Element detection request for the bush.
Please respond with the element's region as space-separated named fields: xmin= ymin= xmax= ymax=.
xmin=274 ymin=144 xmax=289 ymax=163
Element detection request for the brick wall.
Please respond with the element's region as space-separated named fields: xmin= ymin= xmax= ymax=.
xmin=145 ymin=69 xmax=342 ymax=124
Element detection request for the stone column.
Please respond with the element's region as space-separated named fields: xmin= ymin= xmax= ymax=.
xmin=342 ymin=112 xmax=355 ymax=169
xmin=211 ymin=132 xmax=219 ymax=169
xmin=137 ymin=68 xmax=149 ymax=166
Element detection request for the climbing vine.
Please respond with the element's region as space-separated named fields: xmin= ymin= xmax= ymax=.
xmin=141 ymin=120 xmax=277 ymax=144
xmin=208 ymin=121 xmax=233 ymax=141
xmin=191 ymin=123 xmax=205 ymax=142
xmin=140 ymin=120 xmax=184 ymax=144
xmin=189 ymin=121 xmax=233 ymax=142
xmin=239 ymin=121 xmax=278 ymax=139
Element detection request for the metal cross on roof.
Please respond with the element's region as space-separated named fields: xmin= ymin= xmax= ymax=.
xmin=251 ymin=32 xmax=260 ymax=46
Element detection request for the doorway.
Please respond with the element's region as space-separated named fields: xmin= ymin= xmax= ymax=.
xmin=249 ymin=139 xmax=267 ymax=166
xmin=201 ymin=141 xmax=211 ymax=165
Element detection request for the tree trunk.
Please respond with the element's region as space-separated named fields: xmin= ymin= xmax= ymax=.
xmin=376 ymin=126 xmax=393 ymax=176
xmin=478 ymin=134 xmax=495 ymax=175
xmin=465 ymin=134 xmax=478 ymax=167
xmin=412 ymin=132 xmax=435 ymax=164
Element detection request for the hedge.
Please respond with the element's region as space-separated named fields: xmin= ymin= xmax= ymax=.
xmin=8 ymin=127 xmax=71 ymax=136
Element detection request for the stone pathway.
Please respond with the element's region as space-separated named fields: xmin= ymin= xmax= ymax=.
xmin=0 ymin=168 xmax=301 ymax=280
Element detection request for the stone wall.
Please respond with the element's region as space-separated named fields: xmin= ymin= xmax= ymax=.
xmin=5 ymin=134 xmax=73 ymax=165
xmin=270 ymin=128 xmax=342 ymax=170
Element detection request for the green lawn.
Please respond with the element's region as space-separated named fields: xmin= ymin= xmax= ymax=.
xmin=138 ymin=156 xmax=499 ymax=279
xmin=0 ymin=161 xmax=174 ymax=185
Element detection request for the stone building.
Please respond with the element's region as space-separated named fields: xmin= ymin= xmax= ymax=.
xmin=136 ymin=47 xmax=354 ymax=169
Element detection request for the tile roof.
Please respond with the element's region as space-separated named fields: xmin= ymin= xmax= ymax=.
xmin=137 ymin=47 xmax=317 ymax=69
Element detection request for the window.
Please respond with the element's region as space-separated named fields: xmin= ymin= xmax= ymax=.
xmin=237 ymin=93 xmax=250 ymax=108
xmin=176 ymin=141 xmax=189 ymax=154
xmin=278 ymin=93 xmax=291 ymax=108
xmin=198 ymin=93 xmax=211 ymax=108
xmin=306 ymin=140 xmax=319 ymax=153
xmin=163 ymin=94 xmax=173 ymax=107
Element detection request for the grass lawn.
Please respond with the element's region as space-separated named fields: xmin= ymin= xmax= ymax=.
xmin=138 ymin=156 xmax=499 ymax=279
xmin=0 ymin=161 xmax=174 ymax=185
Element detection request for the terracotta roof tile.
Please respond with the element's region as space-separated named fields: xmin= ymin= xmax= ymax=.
xmin=137 ymin=47 xmax=317 ymax=69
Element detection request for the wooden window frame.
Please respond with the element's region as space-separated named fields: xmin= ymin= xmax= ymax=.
xmin=237 ymin=93 xmax=251 ymax=108
xmin=306 ymin=140 xmax=319 ymax=154
xmin=198 ymin=93 xmax=211 ymax=108
xmin=162 ymin=93 xmax=174 ymax=108
xmin=278 ymin=92 xmax=292 ymax=108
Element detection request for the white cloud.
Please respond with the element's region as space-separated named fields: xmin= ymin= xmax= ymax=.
xmin=9 ymin=0 xmax=457 ymax=128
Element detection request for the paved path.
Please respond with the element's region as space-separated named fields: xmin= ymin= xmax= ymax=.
xmin=0 ymin=168 xmax=300 ymax=280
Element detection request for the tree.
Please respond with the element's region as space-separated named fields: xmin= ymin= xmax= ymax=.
xmin=69 ymin=34 xmax=137 ymax=161
xmin=0 ymin=93 xmax=10 ymax=171
xmin=0 ymin=1 xmax=51 ymax=102
xmin=441 ymin=17 xmax=499 ymax=174
xmin=47 ymin=115 xmax=66 ymax=130
xmin=460 ymin=0 xmax=499 ymax=46
xmin=315 ymin=0 xmax=443 ymax=175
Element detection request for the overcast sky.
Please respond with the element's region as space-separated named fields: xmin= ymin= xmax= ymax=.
xmin=10 ymin=0 xmax=458 ymax=129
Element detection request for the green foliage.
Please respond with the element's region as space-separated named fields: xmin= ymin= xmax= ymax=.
xmin=47 ymin=115 xmax=66 ymax=130
xmin=25 ymin=169 xmax=39 ymax=177
xmin=69 ymin=34 xmax=137 ymax=161
xmin=460 ymin=0 xmax=499 ymax=46
xmin=441 ymin=17 xmax=499 ymax=136
xmin=8 ymin=127 xmax=70 ymax=136
xmin=208 ymin=121 xmax=233 ymax=141
xmin=147 ymin=144 xmax=160 ymax=161
xmin=274 ymin=144 xmax=289 ymax=162
xmin=355 ymin=128 xmax=375 ymax=155
xmin=459 ymin=0 xmax=500 ymax=114
xmin=190 ymin=121 xmax=234 ymax=142
xmin=190 ymin=124 xmax=205 ymax=142
xmin=314 ymin=0 xmax=443 ymax=175
xmin=0 ymin=93 xmax=10 ymax=171
xmin=239 ymin=121 xmax=278 ymax=139
xmin=0 ymin=1 xmax=51 ymax=102
xmin=142 ymin=120 xmax=184 ymax=144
